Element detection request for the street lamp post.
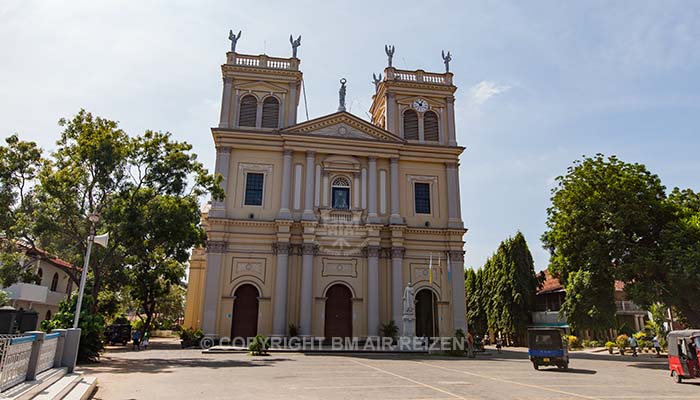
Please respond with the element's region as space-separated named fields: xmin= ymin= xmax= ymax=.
xmin=73 ymin=213 xmax=108 ymax=328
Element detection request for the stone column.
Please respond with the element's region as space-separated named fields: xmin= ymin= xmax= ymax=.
xmin=389 ymin=158 xmax=403 ymax=224
xmin=202 ymin=240 xmax=226 ymax=336
xmin=219 ymin=77 xmax=233 ymax=128
xmin=299 ymin=243 xmax=315 ymax=336
xmin=446 ymin=162 xmax=464 ymax=229
xmin=322 ymin=171 xmax=330 ymax=207
xmin=449 ymin=250 xmax=467 ymax=334
xmin=287 ymin=82 xmax=298 ymax=127
xmin=386 ymin=92 xmax=397 ymax=134
xmin=391 ymin=247 xmax=405 ymax=331
xmin=272 ymin=242 xmax=291 ymax=336
xmin=446 ymin=96 xmax=457 ymax=146
xmin=278 ymin=150 xmax=293 ymax=220
xmin=303 ymin=151 xmax=316 ymax=220
xmin=366 ymin=246 xmax=380 ymax=336
xmin=210 ymin=146 xmax=231 ymax=218
xmin=353 ymin=172 xmax=360 ymax=209
xmin=367 ymin=157 xmax=379 ymax=223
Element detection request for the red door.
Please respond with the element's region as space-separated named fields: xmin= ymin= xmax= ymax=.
xmin=324 ymin=284 xmax=353 ymax=339
xmin=231 ymin=284 xmax=259 ymax=339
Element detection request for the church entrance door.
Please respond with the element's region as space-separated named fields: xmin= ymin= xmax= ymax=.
xmin=324 ymin=284 xmax=353 ymax=339
xmin=415 ymin=289 xmax=438 ymax=338
xmin=231 ymin=284 xmax=259 ymax=339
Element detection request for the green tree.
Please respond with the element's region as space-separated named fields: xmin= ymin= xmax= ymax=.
xmin=542 ymin=154 xmax=669 ymax=330
xmin=465 ymin=268 xmax=487 ymax=336
xmin=482 ymin=232 xmax=541 ymax=345
xmin=42 ymin=293 xmax=104 ymax=363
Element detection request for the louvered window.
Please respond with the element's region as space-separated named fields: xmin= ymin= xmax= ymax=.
xmin=261 ymin=97 xmax=279 ymax=128
xmin=238 ymin=95 xmax=258 ymax=127
xmin=424 ymin=111 xmax=439 ymax=142
xmin=403 ymin=110 xmax=419 ymax=140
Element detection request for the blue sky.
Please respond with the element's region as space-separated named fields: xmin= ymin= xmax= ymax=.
xmin=1 ymin=1 xmax=699 ymax=270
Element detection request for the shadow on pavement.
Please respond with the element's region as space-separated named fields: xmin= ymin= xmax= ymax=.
xmin=537 ymin=367 xmax=597 ymax=375
xmin=80 ymin=356 xmax=294 ymax=375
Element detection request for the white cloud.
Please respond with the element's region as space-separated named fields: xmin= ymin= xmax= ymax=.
xmin=470 ymin=81 xmax=511 ymax=105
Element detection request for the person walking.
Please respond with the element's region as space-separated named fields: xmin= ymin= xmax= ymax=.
xmin=496 ymin=337 xmax=503 ymax=353
xmin=142 ymin=332 xmax=149 ymax=350
xmin=653 ymin=335 xmax=661 ymax=356
xmin=628 ymin=335 xmax=638 ymax=357
xmin=132 ymin=330 xmax=141 ymax=351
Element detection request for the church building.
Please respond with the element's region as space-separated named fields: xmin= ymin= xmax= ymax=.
xmin=184 ymin=35 xmax=467 ymax=340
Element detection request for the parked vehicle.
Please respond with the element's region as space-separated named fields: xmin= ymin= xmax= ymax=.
xmin=528 ymin=327 xmax=569 ymax=370
xmin=106 ymin=323 xmax=132 ymax=345
xmin=667 ymin=329 xmax=700 ymax=383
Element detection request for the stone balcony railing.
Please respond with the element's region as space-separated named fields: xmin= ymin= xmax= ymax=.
xmin=616 ymin=300 xmax=644 ymax=314
xmin=4 ymin=282 xmax=68 ymax=306
xmin=226 ymin=52 xmax=300 ymax=71
xmin=317 ymin=208 xmax=364 ymax=224
xmin=385 ymin=67 xmax=453 ymax=86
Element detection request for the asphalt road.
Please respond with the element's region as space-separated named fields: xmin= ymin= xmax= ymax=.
xmin=80 ymin=339 xmax=699 ymax=400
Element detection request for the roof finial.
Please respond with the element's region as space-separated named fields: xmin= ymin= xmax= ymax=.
xmin=442 ymin=50 xmax=452 ymax=73
xmin=385 ymin=45 xmax=395 ymax=68
xmin=290 ymin=34 xmax=302 ymax=58
xmin=228 ymin=29 xmax=241 ymax=53
xmin=372 ymin=73 xmax=382 ymax=92
xmin=338 ymin=78 xmax=347 ymax=112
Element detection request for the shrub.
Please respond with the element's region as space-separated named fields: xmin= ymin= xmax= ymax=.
xmin=588 ymin=340 xmax=602 ymax=347
xmin=444 ymin=329 xmax=467 ymax=356
xmin=178 ymin=327 xmax=203 ymax=342
xmin=380 ymin=320 xmax=399 ymax=338
xmin=249 ymin=334 xmax=270 ymax=356
xmin=567 ymin=335 xmax=581 ymax=349
xmin=581 ymin=339 xmax=591 ymax=348
xmin=605 ymin=341 xmax=615 ymax=349
xmin=41 ymin=294 xmax=104 ymax=363
xmin=633 ymin=331 xmax=646 ymax=341
xmin=616 ymin=334 xmax=629 ymax=355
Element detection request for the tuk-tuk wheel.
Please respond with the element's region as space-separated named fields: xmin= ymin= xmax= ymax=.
xmin=671 ymin=371 xmax=682 ymax=384
xmin=532 ymin=363 xmax=539 ymax=370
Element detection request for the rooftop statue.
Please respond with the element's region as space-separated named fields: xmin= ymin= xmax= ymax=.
xmin=228 ymin=30 xmax=241 ymax=53
xmin=372 ymin=73 xmax=382 ymax=92
xmin=290 ymin=35 xmax=302 ymax=58
xmin=442 ymin=50 xmax=452 ymax=73
xmin=338 ymin=78 xmax=347 ymax=112
xmin=385 ymin=44 xmax=395 ymax=68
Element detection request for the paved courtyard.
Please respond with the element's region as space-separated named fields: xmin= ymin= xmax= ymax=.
xmin=80 ymin=338 xmax=699 ymax=400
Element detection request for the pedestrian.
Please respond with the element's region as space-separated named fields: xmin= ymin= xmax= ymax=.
xmin=496 ymin=337 xmax=503 ymax=353
xmin=132 ymin=330 xmax=141 ymax=351
xmin=484 ymin=333 xmax=490 ymax=346
xmin=142 ymin=333 xmax=149 ymax=350
xmin=467 ymin=331 xmax=475 ymax=358
xmin=653 ymin=335 xmax=661 ymax=356
xmin=628 ymin=336 xmax=638 ymax=357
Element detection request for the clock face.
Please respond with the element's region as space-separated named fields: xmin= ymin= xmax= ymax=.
xmin=412 ymin=99 xmax=429 ymax=113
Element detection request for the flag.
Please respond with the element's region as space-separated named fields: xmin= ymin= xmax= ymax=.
xmin=447 ymin=252 xmax=452 ymax=281
xmin=429 ymin=253 xmax=433 ymax=285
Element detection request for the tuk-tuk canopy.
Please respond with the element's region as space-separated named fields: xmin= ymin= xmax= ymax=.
xmin=667 ymin=330 xmax=700 ymax=357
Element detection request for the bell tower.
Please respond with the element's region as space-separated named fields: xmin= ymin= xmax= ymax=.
xmin=217 ymin=33 xmax=303 ymax=131
xmin=369 ymin=47 xmax=458 ymax=146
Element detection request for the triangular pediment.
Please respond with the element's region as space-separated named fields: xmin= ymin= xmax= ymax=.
xmin=236 ymin=80 xmax=288 ymax=93
xmin=281 ymin=112 xmax=404 ymax=143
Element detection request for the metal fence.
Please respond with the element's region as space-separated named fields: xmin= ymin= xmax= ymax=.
xmin=0 ymin=335 xmax=35 ymax=391
xmin=36 ymin=333 xmax=60 ymax=374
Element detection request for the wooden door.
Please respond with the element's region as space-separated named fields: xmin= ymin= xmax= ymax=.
xmin=416 ymin=289 xmax=438 ymax=338
xmin=324 ymin=284 xmax=352 ymax=339
xmin=231 ymin=284 xmax=259 ymax=339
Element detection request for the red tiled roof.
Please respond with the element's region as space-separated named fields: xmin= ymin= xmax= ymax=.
xmin=20 ymin=244 xmax=79 ymax=271
xmin=537 ymin=269 xmax=626 ymax=294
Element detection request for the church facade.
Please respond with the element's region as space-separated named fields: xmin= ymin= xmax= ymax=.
xmin=184 ymin=39 xmax=467 ymax=340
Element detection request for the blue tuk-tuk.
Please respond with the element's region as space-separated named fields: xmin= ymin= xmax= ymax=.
xmin=528 ymin=327 xmax=569 ymax=370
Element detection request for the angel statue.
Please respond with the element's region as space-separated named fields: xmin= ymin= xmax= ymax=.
xmin=372 ymin=73 xmax=382 ymax=92
xmin=290 ymin=34 xmax=302 ymax=58
xmin=442 ymin=50 xmax=452 ymax=73
xmin=338 ymin=78 xmax=347 ymax=112
xmin=228 ymin=30 xmax=241 ymax=53
xmin=385 ymin=44 xmax=395 ymax=67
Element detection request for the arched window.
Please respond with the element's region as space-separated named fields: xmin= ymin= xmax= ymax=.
xmin=423 ymin=111 xmax=439 ymax=142
xmin=331 ymin=176 xmax=350 ymax=210
xmin=261 ymin=97 xmax=279 ymax=128
xmin=50 ymin=273 xmax=59 ymax=292
xmin=45 ymin=310 xmax=52 ymax=321
xmin=238 ymin=95 xmax=258 ymax=127
xmin=403 ymin=110 xmax=419 ymax=140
